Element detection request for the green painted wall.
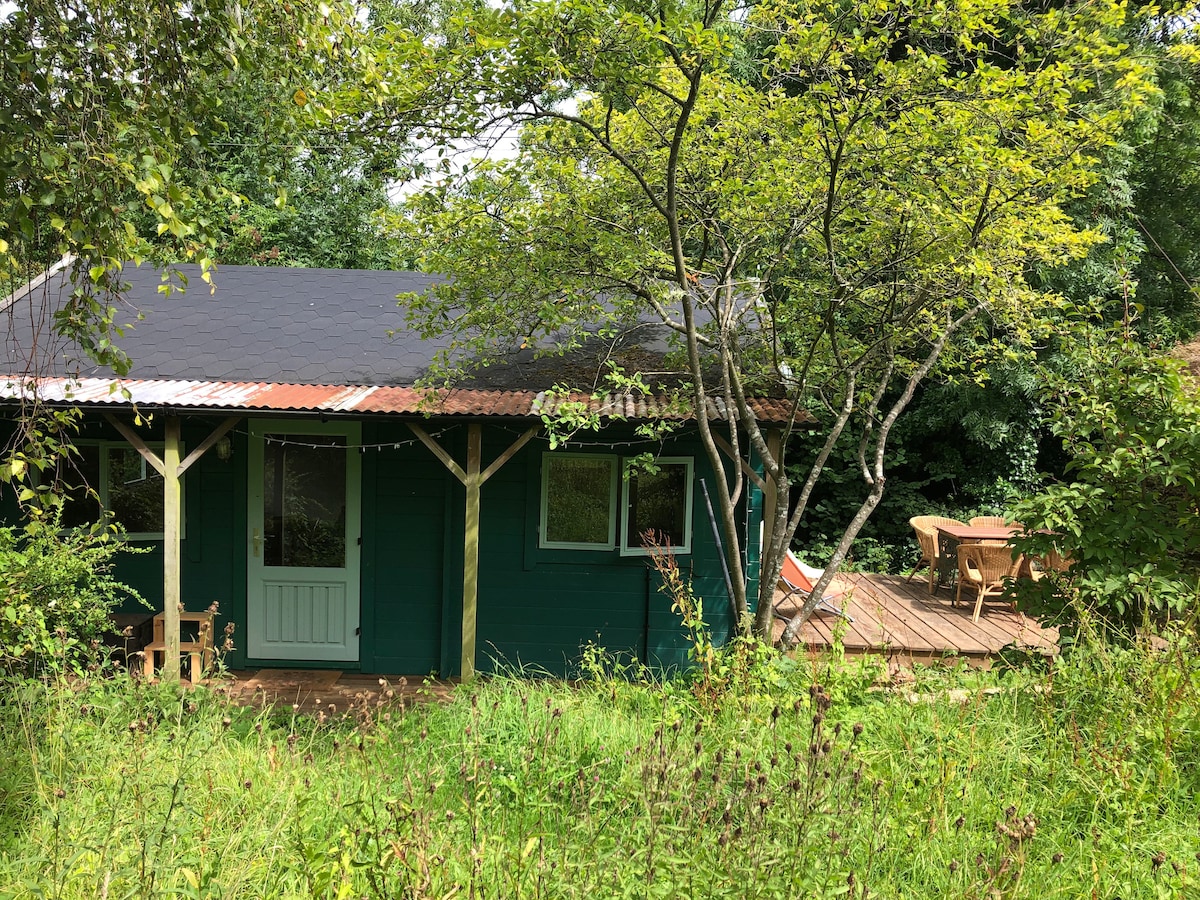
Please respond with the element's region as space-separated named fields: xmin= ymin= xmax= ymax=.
xmin=359 ymin=421 xmax=448 ymax=675
xmin=440 ymin=425 xmax=747 ymax=677
xmin=0 ymin=416 xmax=247 ymax=663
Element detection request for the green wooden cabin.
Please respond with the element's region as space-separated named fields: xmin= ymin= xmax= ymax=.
xmin=2 ymin=264 xmax=783 ymax=677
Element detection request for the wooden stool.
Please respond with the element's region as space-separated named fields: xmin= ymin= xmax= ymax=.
xmin=145 ymin=610 xmax=216 ymax=683
xmin=142 ymin=640 xmax=209 ymax=682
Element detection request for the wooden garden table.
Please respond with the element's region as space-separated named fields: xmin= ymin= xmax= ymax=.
xmin=934 ymin=524 xmax=1023 ymax=590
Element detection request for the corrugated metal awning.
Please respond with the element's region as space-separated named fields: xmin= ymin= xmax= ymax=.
xmin=0 ymin=376 xmax=810 ymax=425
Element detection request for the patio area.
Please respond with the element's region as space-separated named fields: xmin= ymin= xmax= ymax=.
xmin=773 ymin=571 xmax=1058 ymax=667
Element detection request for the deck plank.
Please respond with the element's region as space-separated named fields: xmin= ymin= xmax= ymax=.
xmin=886 ymin=575 xmax=1054 ymax=651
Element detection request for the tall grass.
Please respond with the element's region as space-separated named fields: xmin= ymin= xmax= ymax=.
xmin=0 ymin=634 xmax=1197 ymax=898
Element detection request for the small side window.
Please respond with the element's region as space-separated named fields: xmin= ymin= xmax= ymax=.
xmin=47 ymin=442 xmax=172 ymax=540
xmin=539 ymin=454 xmax=618 ymax=550
xmin=620 ymin=458 xmax=693 ymax=555
xmin=106 ymin=446 xmax=166 ymax=537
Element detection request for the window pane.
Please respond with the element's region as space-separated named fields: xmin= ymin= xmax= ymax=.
xmin=625 ymin=464 xmax=689 ymax=550
xmin=108 ymin=448 xmax=164 ymax=533
xmin=59 ymin=445 xmax=102 ymax=529
xmin=544 ymin=456 xmax=614 ymax=546
xmin=263 ymin=435 xmax=346 ymax=568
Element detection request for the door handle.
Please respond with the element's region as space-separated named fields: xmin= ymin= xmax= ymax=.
xmin=252 ymin=527 xmax=262 ymax=558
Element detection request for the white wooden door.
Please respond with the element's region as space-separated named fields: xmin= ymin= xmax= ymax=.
xmin=247 ymin=422 xmax=360 ymax=662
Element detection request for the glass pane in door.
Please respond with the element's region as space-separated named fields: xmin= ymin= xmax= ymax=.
xmin=263 ymin=434 xmax=347 ymax=568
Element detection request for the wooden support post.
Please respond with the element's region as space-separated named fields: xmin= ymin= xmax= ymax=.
xmin=462 ymin=424 xmax=482 ymax=681
xmin=162 ymin=416 xmax=182 ymax=681
xmin=103 ymin=414 xmax=241 ymax=682
xmin=408 ymin=422 xmax=539 ymax=680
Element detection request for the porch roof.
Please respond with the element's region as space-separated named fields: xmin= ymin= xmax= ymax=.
xmin=0 ymin=375 xmax=804 ymax=423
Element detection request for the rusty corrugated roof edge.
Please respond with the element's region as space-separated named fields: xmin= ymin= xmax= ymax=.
xmin=0 ymin=376 xmax=810 ymax=425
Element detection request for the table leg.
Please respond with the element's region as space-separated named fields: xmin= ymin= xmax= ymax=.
xmin=936 ymin=533 xmax=959 ymax=590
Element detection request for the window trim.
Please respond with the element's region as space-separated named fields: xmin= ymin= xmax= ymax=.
xmin=619 ymin=457 xmax=694 ymax=556
xmin=538 ymin=452 xmax=619 ymax=551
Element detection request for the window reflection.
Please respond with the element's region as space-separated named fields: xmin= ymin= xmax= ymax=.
xmin=263 ymin=435 xmax=346 ymax=568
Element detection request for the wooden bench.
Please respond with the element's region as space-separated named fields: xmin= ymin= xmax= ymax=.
xmin=143 ymin=610 xmax=216 ymax=683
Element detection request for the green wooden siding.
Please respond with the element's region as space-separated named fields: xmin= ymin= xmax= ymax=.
xmin=359 ymin=421 xmax=447 ymax=675
xmin=0 ymin=418 xmax=249 ymax=666
xmin=465 ymin=426 xmax=741 ymax=676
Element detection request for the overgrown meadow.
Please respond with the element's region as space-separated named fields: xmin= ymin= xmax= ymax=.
xmin=1 ymin=635 xmax=1197 ymax=899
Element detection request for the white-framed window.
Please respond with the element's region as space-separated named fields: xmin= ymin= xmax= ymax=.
xmin=619 ymin=457 xmax=693 ymax=556
xmin=539 ymin=453 xmax=619 ymax=550
xmin=55 ymin=442 xmax=174 ymax=541
xmin=539 ymin=453 xmax=693 ymax=554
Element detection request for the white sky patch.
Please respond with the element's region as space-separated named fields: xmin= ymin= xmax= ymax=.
xmin=389 ymin=94 xmax=579 ymax=201
xmin=389 ymin=119 xmax=522 ymax=201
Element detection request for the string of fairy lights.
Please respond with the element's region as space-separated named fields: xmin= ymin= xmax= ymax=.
xmin=210 ymin=421 xmax=685 ymax=454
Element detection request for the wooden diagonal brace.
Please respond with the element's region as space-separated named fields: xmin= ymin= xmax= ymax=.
xmin=103 ymin=413 xmax=166 ymax=477
xmin=711 ymin=433 xmax=768 ymax=493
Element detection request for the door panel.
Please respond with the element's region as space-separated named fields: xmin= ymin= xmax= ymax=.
xmin=247 ymin=423 xmax=360 ymax=662
xmin=263 ymin=582 xmax=347 ymax=646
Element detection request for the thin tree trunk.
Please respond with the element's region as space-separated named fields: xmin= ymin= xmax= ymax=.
xmin=778 ymin=303 xmax=986 ymax=645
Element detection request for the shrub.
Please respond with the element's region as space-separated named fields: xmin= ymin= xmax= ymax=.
xmin=1012 ymin=332 xmax=1200 ymax=637
xmin=0 ymin=516 xmax=144 ymax=673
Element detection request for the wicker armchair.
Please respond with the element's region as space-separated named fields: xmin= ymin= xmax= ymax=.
xmin=956 ymin=543 xmax=1024 ymax=622
xmin=906 ymin=515 xmax=966 ymax=593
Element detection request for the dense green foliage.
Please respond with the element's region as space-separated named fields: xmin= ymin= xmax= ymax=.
xmin=1 ymin=636 xmax=1197 ymax=897
xmin=1010 ymin=331 xmax=1200 ymax=636
xmin=372 ymin=0 xmax=1159 ymax=638
xmin=0 ymin=0 xmax=358 ymax=302
xmin=1125 ymin=47 xmax=1200 ymax=343
xmin=0 ymin=517 xmax=142 ymax=673
xmin=129 ymin=70 xmax=403 ymax=270
xmin=0 ymin=0 xmax=406 ymax=549
xmin=789 ymin=23 xmax=1200 ymax=580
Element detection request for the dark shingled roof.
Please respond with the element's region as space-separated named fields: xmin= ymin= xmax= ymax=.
xmin=6 ymin=265 xmax=441 ymax=385
xmin=2 ymin=262 xmax=810 ymax=424
xmin=2 ymin=263 xmax=687 ymax=391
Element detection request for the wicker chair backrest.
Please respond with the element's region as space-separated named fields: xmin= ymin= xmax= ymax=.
xmin=908 ymin=516 xmax=965 ymax=560
xmin=910 ymin=515 xmax=966 ymax=530
xmin=958 ymin=543 xmax=1022 ymax=584
xmin=969 ymin=516 xmax=1008 ymax=528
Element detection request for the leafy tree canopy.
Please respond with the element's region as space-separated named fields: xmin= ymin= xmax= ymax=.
xmin=131 ymin=73 xmax=400 ymax=270
xmin=372 ymin=0 xmax=1162 ymax=638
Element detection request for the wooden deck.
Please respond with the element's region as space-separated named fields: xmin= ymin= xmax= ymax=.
xmin=773 ymin=572 xmax=1058 ymax=666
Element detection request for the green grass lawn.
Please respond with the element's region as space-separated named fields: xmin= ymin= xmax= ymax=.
xmin=1 ymin=636 xmax=1197 ymax=899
